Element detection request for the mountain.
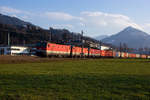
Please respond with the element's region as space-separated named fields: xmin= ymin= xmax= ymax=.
xmin=0 ymin=13 xmax=99 ymax=47
xmin=95 ymin=35 xmax=108 ymax=40
xmin=102 ymin=26 xmax=150 ymax=48
xmin=0 ymin=13 xmax=33 ymax=27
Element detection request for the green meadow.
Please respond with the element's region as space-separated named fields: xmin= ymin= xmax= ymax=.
xmin=0 ymin=58 xmax=150 ymax=100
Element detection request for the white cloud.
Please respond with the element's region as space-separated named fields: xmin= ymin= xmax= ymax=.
xmin=21 ymin=15 xmax=30 ymax=20
xmin=141 ymin=23 xmax=150 ymax=33
xmin=143 ymin=23 xmax=150 ymax=28
xmin=0 ymin=6 xmax=21 ymax=14
xmin=0 ymin=6 xmax=34 ymax=22
xmin=52 ymin=24 xmax=74 ymax=29
xmin=44 ymin=12 xmax=82 ymax=21
xmin=80 ymin=11 xmax=143 ymax=31
xmin=11 ymin=14 xmax=18 ymax=17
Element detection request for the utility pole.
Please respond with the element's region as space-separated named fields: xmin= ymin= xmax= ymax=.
xmin=49 ymin=27 xmax=52 ymax=42
xmin=120 ymin=42 xmax=122 ymax=58
xmin=81 ymin=30 xmax=84 ymax=58
xmin=70 ymin=33 xmax=74 ymax=58
xmin=8 ymin=32 xmax=10 ymax=46
xmin=99 ymin=41 xmax=102 ymax=57
xmin=99 ymin=41 xmax=102 ymax=50
xmin=23 ymin=40 xmax=26 ymax=46
xmin=50 ymin=31 xmax=52 ymax=42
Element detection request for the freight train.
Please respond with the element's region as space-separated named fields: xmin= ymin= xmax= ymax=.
xmin=36 ymin=42 xmax=150 ymax=59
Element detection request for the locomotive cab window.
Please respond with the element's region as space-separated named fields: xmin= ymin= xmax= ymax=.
xmin=48 ymin=44 xmax=50 ymax=47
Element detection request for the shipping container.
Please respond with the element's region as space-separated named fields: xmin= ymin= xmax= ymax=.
xmin=136 ymin=54 xmax=140 ymax=58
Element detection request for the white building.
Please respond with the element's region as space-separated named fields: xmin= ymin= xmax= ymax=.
xmin=0 ymin=46 xmax=30 ymax=55
xmin=101 ymin=45 xmax=111 ymax=50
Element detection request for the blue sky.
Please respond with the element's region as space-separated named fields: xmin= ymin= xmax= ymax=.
xmin=0 ymin=0 xmax=150 ymax=37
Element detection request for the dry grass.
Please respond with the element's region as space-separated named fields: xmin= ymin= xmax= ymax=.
xmin=0 ymin=55 xmax=89 ymax=64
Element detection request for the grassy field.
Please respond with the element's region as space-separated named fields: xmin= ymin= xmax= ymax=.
xmin=0 ymin=56 xmax=150 ymax=100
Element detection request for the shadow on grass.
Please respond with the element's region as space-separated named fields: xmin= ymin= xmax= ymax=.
xmin=0 ymin=74 xmax=150 ymax=100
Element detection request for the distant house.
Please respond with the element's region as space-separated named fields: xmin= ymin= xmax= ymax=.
xmin=101 ymin=45 xmax=111 ymax=50
xmin=83 ymin=39 xmax=100 ymax=48
xmin=0 ymin=46 xmax=30 ymax=55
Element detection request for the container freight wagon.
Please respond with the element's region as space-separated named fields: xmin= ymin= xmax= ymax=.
xmin=136 ymin=54 xmax=140 ymax=58
xmin=112 ymin=51 xmax=116 ymax=57
xmin=141 ymin=55 xmax=147 ymax=59
xmin=128 ymin=53 xmax=136 ymax=58
xmin=118 ymin=52 xmax=122 ymax=58
xmin=115 ymin=52 xmax=120 ymax=58
xmin=121 ymin=52 xmax=128 ymax=58
xmin=147 ymin=55 xmax=150 ymax=59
